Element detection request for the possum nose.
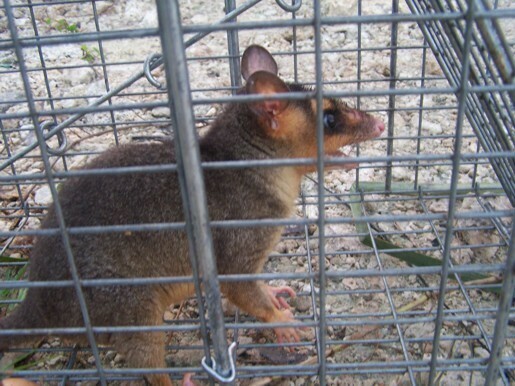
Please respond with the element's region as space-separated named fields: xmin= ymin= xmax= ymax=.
xmin=376 ymin=119 xmax=385 ymax=134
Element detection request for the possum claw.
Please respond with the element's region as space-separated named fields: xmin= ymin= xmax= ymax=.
xmin=266 ymin=285 xmax=296 ymax=310
xmin=274 ymin=309 xmax=300 ymax=346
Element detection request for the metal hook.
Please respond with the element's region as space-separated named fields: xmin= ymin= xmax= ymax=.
xmin=275 ymin=0 xmax=302 ymax=13
xmin=201 ymin=341 xmax=237 ymax=383
xmin=39 ymin=121 xmax=68 ymax=156
xmin=144 ymin=53 xmax=167 ymax=90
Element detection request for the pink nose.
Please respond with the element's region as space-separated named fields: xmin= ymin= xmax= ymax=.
xmin=376 ymin=119 xmax=385 ymax=134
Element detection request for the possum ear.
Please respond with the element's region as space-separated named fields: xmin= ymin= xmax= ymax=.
xmin=245 ymin=71 xmax=289 ymax=131
xmin=241 ymin=45 xmax=278 ymax=81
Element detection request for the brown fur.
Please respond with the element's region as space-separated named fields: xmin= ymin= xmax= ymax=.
xmin=0 ymin=45 xmax=384 ymax=385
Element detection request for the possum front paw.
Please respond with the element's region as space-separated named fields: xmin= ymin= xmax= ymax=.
xmin=273 ymin=308 xmax=301 ymax=345
xmin=266 ymin=285 xmax=302 ymax=345
xmin=266 ymin=285 xmax=296 ymax=310
xmin=221 ymin=282 xmax=303 ymax=348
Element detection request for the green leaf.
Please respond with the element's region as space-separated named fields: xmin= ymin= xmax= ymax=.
xmin=55 ymin=19 xmax=68 ymax=32
xmin=0 ymin=351 xmax=37 ymax=371
xmin=67 ymin=24 xmax=79 ymax=33
xmin=349 ymin=182 xmax=501 ymax=294
xmin=361 ymin=235 xmax=499 ymax=293
xmin=0 ymin=255 xmax=28 ymax=263
xmin=81 ymin=45 xmax=99 ymax=64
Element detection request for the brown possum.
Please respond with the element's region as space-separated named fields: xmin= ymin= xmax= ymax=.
xmin=0 ymin=45 xmax=384 ymax=385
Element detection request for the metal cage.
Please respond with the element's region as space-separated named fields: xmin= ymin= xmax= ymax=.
xmin=0 ymin=0 xmax=514 ymax=385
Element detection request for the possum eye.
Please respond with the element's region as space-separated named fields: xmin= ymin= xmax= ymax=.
xmin=323 ymin=111 xmax=337 ymax=131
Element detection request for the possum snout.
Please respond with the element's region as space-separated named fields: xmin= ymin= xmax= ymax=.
xmin=371 ymin=116 xmax=385 ymax=138
xmin=340 ymin=107 xmax=385 ymax=144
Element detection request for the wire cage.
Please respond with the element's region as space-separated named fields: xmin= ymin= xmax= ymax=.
xmin=0 ymin=0 xmax=514 ymax=385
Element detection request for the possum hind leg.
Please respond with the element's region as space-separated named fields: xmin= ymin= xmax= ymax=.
xmin=107 ymin=286 xmax=180 ymax=386
xmin=114 ymin=330 xmax=171 ymax=386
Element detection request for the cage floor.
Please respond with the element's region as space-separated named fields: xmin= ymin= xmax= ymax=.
xmin=0 ymin=185 xmax=512 ymax=385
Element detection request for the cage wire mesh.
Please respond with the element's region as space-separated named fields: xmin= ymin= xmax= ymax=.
xmin=0 ymin=0 xmax=514 ymax=385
